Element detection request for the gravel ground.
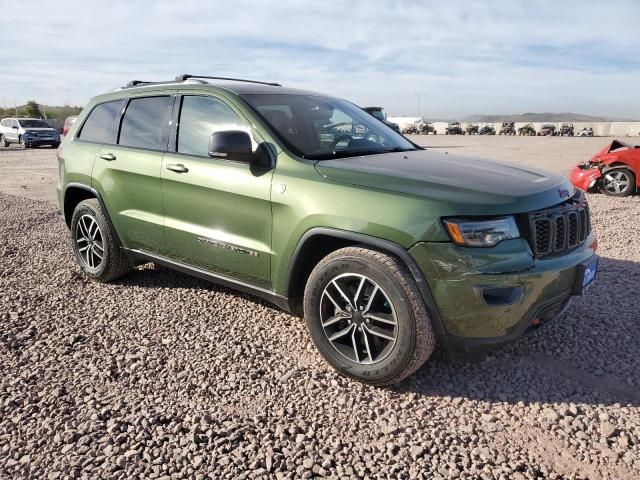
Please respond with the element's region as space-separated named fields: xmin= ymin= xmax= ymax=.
xmin=1 ymin=142 xmax=640 ymax=479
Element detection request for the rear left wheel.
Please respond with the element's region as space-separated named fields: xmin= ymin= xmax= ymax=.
xmin=70 ymin=199 xmax=133 ymax=282
xmin=303 ymin=246 xmax=436 ymax=385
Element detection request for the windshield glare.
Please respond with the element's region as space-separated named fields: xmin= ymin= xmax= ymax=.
xmin=242 ymin=94 xmax=417 ymax=160
xmin=18 ymin=119 xmax=50 ymax=128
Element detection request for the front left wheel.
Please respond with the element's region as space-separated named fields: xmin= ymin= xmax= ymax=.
xmin=303 ymin=246 xmax=436 ymax=385
xmin=70 ymin=199 xmax=133 ymax=282
xmin=601 ymin=168 xmax=635 ymax=197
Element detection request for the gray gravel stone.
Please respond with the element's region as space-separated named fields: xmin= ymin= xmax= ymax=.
xmin=0 ymin=191 xmax=639 ymax=479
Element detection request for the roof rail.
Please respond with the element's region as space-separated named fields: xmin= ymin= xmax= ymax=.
xmin=174 ymin=74 xmax=281 ymax=87
xmin=125 ymin=79 xmax=181 ymax=88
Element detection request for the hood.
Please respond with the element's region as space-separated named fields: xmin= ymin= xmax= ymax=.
xmin=592 ymin=140 xmax=634 ymax=161
xmin=315 ymin=149 xmax=575 ymax=215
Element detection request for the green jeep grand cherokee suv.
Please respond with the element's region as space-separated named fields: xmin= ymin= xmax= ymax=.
xmin=57 ymin=74 xmax=598 ymax=385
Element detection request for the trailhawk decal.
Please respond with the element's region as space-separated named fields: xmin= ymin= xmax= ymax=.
xmin=197 ymin=236 xmax=259 ymax=257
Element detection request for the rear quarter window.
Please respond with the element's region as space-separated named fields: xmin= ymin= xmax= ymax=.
xmin=77 ymin=100 xmax=122 ymax=144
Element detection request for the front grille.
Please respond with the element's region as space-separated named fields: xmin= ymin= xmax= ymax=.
xmin=527 ymin=195 xmax=591 ymax=257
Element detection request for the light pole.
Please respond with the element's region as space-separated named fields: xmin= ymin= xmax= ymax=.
xmin=414 ymin=92 xmax=421 ymax=118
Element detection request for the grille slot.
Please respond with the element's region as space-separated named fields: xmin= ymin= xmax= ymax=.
xmin=553 ymin=215 xmax=567 ymax=251
xmin=528 ymin=196 xmax=592 ymax=257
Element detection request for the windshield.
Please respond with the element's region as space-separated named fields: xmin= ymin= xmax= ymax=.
xmin=241 ymin=94 xmax=417 ymax=160
xmin=18 ymin=119 xmax=50 ymax=128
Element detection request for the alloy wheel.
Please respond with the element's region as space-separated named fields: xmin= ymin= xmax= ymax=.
xmin=603 ymin=170 xmax=630 ymax=194
xmin=75 ymin=214 xmax=105 ymax=270
xmin=320 ymin=273 xmax=398 ymax=365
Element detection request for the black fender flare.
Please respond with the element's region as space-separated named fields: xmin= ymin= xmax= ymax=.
xmin=63 ymin=182 xmax=123 ymax=247
xmin=285 ymin=227 xmax=449 ymax=339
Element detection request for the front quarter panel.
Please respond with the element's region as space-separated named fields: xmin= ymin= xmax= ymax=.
xmin=270 ymin=153 xmax=453 ymax=295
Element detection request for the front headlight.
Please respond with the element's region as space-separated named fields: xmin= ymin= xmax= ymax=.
xmin=443 ymin=216 xmax=520 ymax=247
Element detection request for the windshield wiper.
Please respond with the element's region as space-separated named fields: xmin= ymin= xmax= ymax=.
xmin=379 ymin=147 xmax=418 ymax=153
xmin=308 ymin=147 xmax=418 ymax=160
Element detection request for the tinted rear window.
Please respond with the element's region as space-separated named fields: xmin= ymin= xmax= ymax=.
xmin=118 ymin=96 xmax=171 ymax=150
xmin=78 ymin=101 xmax=122 ymax=143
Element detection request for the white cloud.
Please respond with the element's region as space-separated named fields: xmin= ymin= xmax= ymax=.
xmin=1 ymin=0 xmax=638 ymax=117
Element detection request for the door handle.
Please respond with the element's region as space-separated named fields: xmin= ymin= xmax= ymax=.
xmin=166 ymin=163 xmax=189 ymax=173
xmin=99 ymin=153 xmax=116 ymax=161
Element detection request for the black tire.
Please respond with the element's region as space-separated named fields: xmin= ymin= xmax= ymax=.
xmin=51 ymin=142 xmax=60 ymax=148
xmin=70 ymin=199 xmax=133 ymax=282
xmin=600 ymin=168 xmax=635 ymax=197
xmin=0 ymin=135 xmax=8 ymax=148
xmin=303 ymin=246 xmax=436 ymax=385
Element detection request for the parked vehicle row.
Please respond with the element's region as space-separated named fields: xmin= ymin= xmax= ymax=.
xmin=402 ymin=120 xmax=437 ymax=135
xmin=401 ymin=120 xmax=598 ymax=137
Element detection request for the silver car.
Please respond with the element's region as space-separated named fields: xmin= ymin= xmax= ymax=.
xmin=0 ymin=117 xmax=61 ymax=148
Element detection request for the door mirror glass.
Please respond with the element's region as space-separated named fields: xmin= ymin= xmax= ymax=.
xmin=208 ymin=130 xmax=253 ymax=162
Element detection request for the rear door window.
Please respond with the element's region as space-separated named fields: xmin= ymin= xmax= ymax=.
xmin=77 ymin=100 xmax=122 ymax=143
xmin=119 ymin=96 xmax=172 ymax=150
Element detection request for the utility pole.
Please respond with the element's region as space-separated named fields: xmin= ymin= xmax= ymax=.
xmin=414 ymin=92 xmax=421 ymax=118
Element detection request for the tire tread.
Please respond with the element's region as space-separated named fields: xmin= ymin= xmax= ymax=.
xmin=73 ymin=199 xmax=132 ymax=282
xmin=305 ymin=246 xmax=436 ymax=385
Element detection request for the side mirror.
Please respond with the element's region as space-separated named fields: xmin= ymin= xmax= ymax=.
xmin=208 ymin=130 xmax=253 ymax=162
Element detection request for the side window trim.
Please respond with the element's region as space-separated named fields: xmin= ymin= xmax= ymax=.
xmin=115 ymin=94 xmax=175 ymax=152
xmin=75 ymin=99 xmax=126 ymax=145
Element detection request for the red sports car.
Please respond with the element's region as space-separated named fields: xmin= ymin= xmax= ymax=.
xmin=569 ymin=140 xmax=639 ymax=196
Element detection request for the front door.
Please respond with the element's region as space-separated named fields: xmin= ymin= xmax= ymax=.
xmin=161 ymin=94 xmax=273 ymax=288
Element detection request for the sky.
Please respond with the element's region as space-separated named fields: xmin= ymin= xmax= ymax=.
xmin=1 ymin=0 xmax=639 ymax=118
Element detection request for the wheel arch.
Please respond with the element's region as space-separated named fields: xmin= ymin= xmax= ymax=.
xmin=284 ymin=227 xmax=448 ymax=338
xmin=63 ymin=183 xmax=123 ymax=246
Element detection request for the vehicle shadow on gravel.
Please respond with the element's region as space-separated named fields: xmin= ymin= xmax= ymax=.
xmin=401 ymin=256 xmax=640 ymax=407
xmin=116 ymin=257 xmax=640 ymax=407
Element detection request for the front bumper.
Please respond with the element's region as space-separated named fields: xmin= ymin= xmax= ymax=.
xmin=569 ymin=164 xmax=601 ymax=191
xmin=23 ymin=136 xmax=59 ymax=146
xmin=410 ymin=236 xmax=597 ymax=355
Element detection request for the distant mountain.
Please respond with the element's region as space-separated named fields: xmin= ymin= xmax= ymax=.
xmin=462 ymin=112 xmax=636 ymax=123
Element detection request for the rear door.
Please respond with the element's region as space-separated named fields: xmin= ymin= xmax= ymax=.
xmin=91 ymin=94 xmax=174 ymax=253
xmin=160 ymin=94 xmax=273 ymax=288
